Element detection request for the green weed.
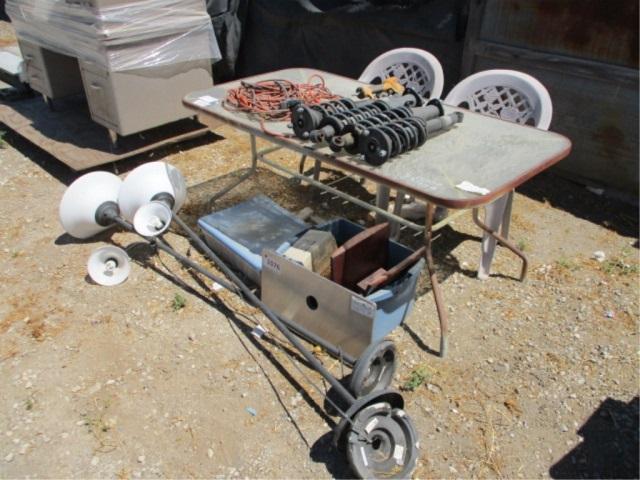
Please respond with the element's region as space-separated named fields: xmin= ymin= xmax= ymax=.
xmin=401 ymin=365 xmax=432 ymax=392
xmin=172 ymin=293 xmax=187 ymax=311
xmin=601 ymin=258 xmax=639 ymax=276
xmin=556 ymin=257 xmax=579 ymax=271
xmin=517 ymin=239 xmax=528 ymax=252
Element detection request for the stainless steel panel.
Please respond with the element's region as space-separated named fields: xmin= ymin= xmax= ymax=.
xmin=261 ymin=250 xmax=376 ymax=359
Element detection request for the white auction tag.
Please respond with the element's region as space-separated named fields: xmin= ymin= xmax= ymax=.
xmin=393 ymin=445 xmax=405 ymax=464
xmin=365 ymin=417 xmax=379 ymax=434
xmin=193 ymin=95 xmax=219 ymax=107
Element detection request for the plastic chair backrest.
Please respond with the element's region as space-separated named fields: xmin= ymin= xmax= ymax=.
xmin=359 ymin=47 xmax=444 ymax=99
xmin=444 ymin=69 xmax=552 ymax=130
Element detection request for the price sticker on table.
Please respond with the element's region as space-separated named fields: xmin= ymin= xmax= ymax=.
xmin=193 ymin=95 xmax=219 ymax=107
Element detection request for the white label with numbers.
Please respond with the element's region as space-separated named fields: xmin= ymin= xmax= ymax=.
xmin=263 ymin=255 xmax=281 ymax=274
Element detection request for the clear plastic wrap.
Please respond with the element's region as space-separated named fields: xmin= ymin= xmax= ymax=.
xmin=6 ymin=0 xmax=221 ymax=72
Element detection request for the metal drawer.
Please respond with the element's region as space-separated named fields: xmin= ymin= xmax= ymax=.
xmin=26 ymin=74 xmax=49 ymax=96
xmin=81 ymin=70 xmax=117 ymax=128
xmin=24 ymin=64 xmax=48 ymax=95
xmin=19 ymin=41 xmax=46 ymax=73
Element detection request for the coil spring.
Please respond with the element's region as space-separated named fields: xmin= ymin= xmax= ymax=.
xmin=357 ymin=106 xmax=412 ymax=129
xmin=329 ymin=106 xmax=414 ymax=153
xmin=360 ymin=116 xmax=429 ymax=166
xmin=313 ymin=98 xmax=356 ymax=115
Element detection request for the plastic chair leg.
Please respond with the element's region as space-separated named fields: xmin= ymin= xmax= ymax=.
xmin=501 ymin=190 xmax=515 ymax=239
xmin=477 ymin=194 xmax=510 ymax=280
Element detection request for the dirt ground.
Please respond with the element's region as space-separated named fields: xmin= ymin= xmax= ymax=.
xmin=0 ymin=22 xmax=639 ymax=480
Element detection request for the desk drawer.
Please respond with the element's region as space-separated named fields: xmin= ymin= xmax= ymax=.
xmin=24 ymin=64 xmax=49 ymax=95
xmin=82 ymin=70 xmax=117 ymax=128
xmin=18 ymin=41 xmax=46 ymax=73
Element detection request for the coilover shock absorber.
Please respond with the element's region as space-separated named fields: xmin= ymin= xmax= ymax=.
xmin=290 ymin=97 xmax=356 ymax=139
xmin=329 ymin=98 xmax=445 ymax=154
xmin=290 ymin=88 xmax=424 ymax=139
xmin=360 ymin=111 xmax=464 ymax=166
xmin=308 ymin=102 xmax=385 ymax=143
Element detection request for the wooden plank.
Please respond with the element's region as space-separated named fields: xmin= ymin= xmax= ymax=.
xmin=331 ymin=222 xmax=390 ymax=291
xmin=469 ymin=40 xmax=638 ymax=85
xmin=460 ymin=0 xmax=486 ymax=76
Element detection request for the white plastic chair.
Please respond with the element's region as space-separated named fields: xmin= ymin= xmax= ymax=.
xmin=359 ymin=48 xmax=444 ymax=229
xmin=444 ymin=69 xmax=553 ymax=279
xmin=359 ymin=47 xmax=444 ymax=99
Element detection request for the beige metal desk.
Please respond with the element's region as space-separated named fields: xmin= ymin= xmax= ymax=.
xmin=184 ymin=67 xmax=572 ymax=356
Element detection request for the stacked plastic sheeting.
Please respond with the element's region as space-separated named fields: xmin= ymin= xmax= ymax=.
xmin=6 ymin=0 xmax=221 ymax=72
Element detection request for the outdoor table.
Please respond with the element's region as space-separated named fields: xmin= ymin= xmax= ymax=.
xmin=183 ymin=67 xmax=572 ymax=357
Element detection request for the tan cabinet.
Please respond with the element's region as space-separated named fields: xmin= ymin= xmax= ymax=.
xmin=80 ymin=59 xmax=212 ymax=136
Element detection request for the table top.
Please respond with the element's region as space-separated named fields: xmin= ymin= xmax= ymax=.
xmin=184 ymin=68 xmax=572 ymax=209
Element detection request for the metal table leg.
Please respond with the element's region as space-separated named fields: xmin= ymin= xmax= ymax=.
xmin=472 ymin=208 xmax=528 ymax=281
xmin=424 ymin=203 xmax=448 ymax=358
xmin=208 ymin=133 xmax=259 ymax=203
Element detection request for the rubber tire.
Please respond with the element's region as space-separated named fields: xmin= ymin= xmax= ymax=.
xmin=350 ymin=339 xmax=397 ymax=398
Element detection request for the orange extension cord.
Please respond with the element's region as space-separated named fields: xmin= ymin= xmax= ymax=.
xmin=223 ymin=75 xmax=339 ymax=136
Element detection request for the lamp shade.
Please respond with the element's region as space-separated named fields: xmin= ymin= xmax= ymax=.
xmin=87 ymin=246 xmax=131 ymax=286
xmin=133 ymin=201 xmax=172 ymax=237
xmin=59 ymin=171 xmax=122 ymax=239
xmin=118 ymin=162 xmax=187 ymax=221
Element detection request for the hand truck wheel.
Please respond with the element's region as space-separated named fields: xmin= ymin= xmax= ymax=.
xmin=350 ymin=339 xmax=397 ymax=398
xmin=346 ymin=401 xmax=419 ymax=479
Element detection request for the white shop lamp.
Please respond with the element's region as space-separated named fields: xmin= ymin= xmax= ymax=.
xmin=87 ymin=245 xmax=131 ymax=286
xmin=59 ymin=171 xmax=124 ymax=239
xmin=132 ymin=201 xmax=173 ymax=237
xmin=118 ymin=161 xmax=187 ymax=222
xmin=59 ymin=163 xmax=187 ymax=286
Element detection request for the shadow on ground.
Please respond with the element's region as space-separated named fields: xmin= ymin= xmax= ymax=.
xmin=519 ymin=171 xmax=638 ymax=239
xmin=310 ymin=431 xmax=352 ymax=479
xmin=0 ymin=123 xmax=223 ymax=186
xmin=549 ymin=396 xmax=639 ymax=479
